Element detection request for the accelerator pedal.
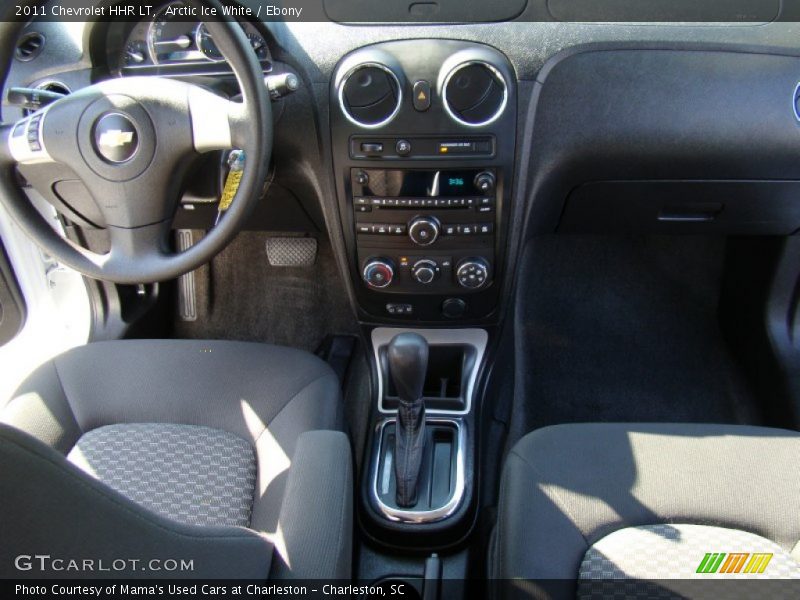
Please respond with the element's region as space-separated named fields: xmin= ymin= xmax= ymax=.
xmin=265 ymin=237 xmax=317 ymax=267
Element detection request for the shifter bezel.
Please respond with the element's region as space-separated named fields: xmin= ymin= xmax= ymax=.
xmin=362 ymin=327 xmax=485 ymax=532
xmin=369 ymin=417 xmax=467 ymax=524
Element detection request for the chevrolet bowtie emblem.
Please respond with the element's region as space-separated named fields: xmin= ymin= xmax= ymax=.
xmin=98 ymin=129 xmax=134 ymax=148
xmin=94 ymin=114 xmax=139 ymax=164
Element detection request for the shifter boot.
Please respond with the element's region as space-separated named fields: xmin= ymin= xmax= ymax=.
xmin=387 ymin=332 xmax=429 ymax=508
xmin=395 ymin=398 xmax=426 ymax=507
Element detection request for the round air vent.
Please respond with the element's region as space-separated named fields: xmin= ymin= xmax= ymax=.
xmin=443 ymin=61 xmax=507 ymax=127
xmin=339 ymin=63 xmax=401 ymax=128
xmin=15 ymin=32 xmax=45 ymax=62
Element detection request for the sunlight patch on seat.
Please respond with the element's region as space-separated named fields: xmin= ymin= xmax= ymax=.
xmin=265 ymin=523 xmax=291 ymax=570
xmin=240 ymin=399 xmax=290 ymax=496
xmin=65 ymin=445 xmax=97 ymax=477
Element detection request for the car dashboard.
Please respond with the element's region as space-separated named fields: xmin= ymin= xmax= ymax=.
xmin=4 ymin=0 xmax=800 ymax=585
xmin=5 ymin=1 xmax=800 ymax=329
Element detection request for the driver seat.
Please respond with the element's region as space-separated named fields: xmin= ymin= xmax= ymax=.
xmin=0 ymin=339 xmax=353 ymax=579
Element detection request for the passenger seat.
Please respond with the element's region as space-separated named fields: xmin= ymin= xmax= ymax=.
xmin=491 ymin=423 xmax=800 ymax=598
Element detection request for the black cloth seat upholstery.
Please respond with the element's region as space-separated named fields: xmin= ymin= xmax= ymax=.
xmin=0 ymin=339 xmax=353 ymax=579
xmin=492 ymin=423 xmax=800 ymax=598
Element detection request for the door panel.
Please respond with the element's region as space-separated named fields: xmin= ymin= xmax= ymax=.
xmin=0 ymin=240 xmax=25 ymax=347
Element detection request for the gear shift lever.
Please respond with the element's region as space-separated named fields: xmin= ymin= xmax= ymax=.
xmin=388 ymin=332 xmax=429 ymax=507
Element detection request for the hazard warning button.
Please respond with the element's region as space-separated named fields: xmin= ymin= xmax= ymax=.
xmin=413 ymin=80 xmax=432 ymax=112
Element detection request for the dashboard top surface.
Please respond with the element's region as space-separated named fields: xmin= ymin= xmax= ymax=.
xmin=5 ymin=0 xmax=800 ymax=89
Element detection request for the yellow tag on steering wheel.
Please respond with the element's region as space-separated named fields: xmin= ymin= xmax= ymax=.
xmin=218 ymin=150 xmax=245 ymax=213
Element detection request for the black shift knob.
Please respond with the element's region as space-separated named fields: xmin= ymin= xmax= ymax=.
xmin=388 ymin=333 xmax=429 ymax=404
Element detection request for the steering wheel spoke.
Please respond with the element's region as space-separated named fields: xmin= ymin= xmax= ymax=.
xmin=105 ymin=220 xmax=171 ymax=270
xmin=188 ymin=89 xmax=252 ymax=152
xmin=1 ymin=109 xmax=55 ymax=167
xmin=189 ymin=86 xmax=239 ymax=152
xmin=228 ymin=102 xmax=254 ymax=150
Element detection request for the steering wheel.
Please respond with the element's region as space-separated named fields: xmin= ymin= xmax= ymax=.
xmin=0 ymin=0 xmax=271 ymax=283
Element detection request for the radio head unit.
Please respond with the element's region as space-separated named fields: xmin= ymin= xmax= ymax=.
xmin=350 ymin=168 xmax=499 ymax=308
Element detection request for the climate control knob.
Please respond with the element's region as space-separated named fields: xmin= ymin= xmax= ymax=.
xmin=408 ymin=216 xmax=440 ymax=246
xmin=456 ymin=257 xmax=490 ymax=289
xmin=363 ymin=259 xmax=394 ymax=289
xmin=412 ymin=260 xmax=438 ymax=284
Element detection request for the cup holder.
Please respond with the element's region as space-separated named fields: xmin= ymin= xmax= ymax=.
xmin=382 ymin=343 xmax=476 ymax=411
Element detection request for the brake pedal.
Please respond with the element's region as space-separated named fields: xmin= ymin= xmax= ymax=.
xmin=176 ymin=229 xmax=197 ymax=321
xmin=265 ymin=237 xmax=317 ymax=267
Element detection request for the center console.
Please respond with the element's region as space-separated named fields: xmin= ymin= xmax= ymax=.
xmin=366 ymin=328 xmax=487 ymax=531
xmin=331 ymin=40 xmax=517 ymax=324
xmin=329 ymin=40 xmax=515 ymax=547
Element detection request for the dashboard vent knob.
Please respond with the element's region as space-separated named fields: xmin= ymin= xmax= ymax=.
xmin=443 ymin=62 xmax=507 ymax=127
xmin=15 ymin=32 xmax=46 ymax=62
xmin=339 ymin=64 xmax=402 ymax=128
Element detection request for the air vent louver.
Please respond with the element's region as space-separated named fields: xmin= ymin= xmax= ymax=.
xmin=443 ymin=62 xmax=507 ymax=127
xmin=339 ymin=64 xmax=401 ymax=128
xmin=15 ymin=32 xmax=45 ymax=62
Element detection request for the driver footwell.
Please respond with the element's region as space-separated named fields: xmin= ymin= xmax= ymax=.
xmin=171 ymin=230 xmax=357 ymax=352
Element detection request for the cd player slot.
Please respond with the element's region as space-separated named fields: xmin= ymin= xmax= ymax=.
xmin=354 ymin=197 xmax=491 ymax=210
